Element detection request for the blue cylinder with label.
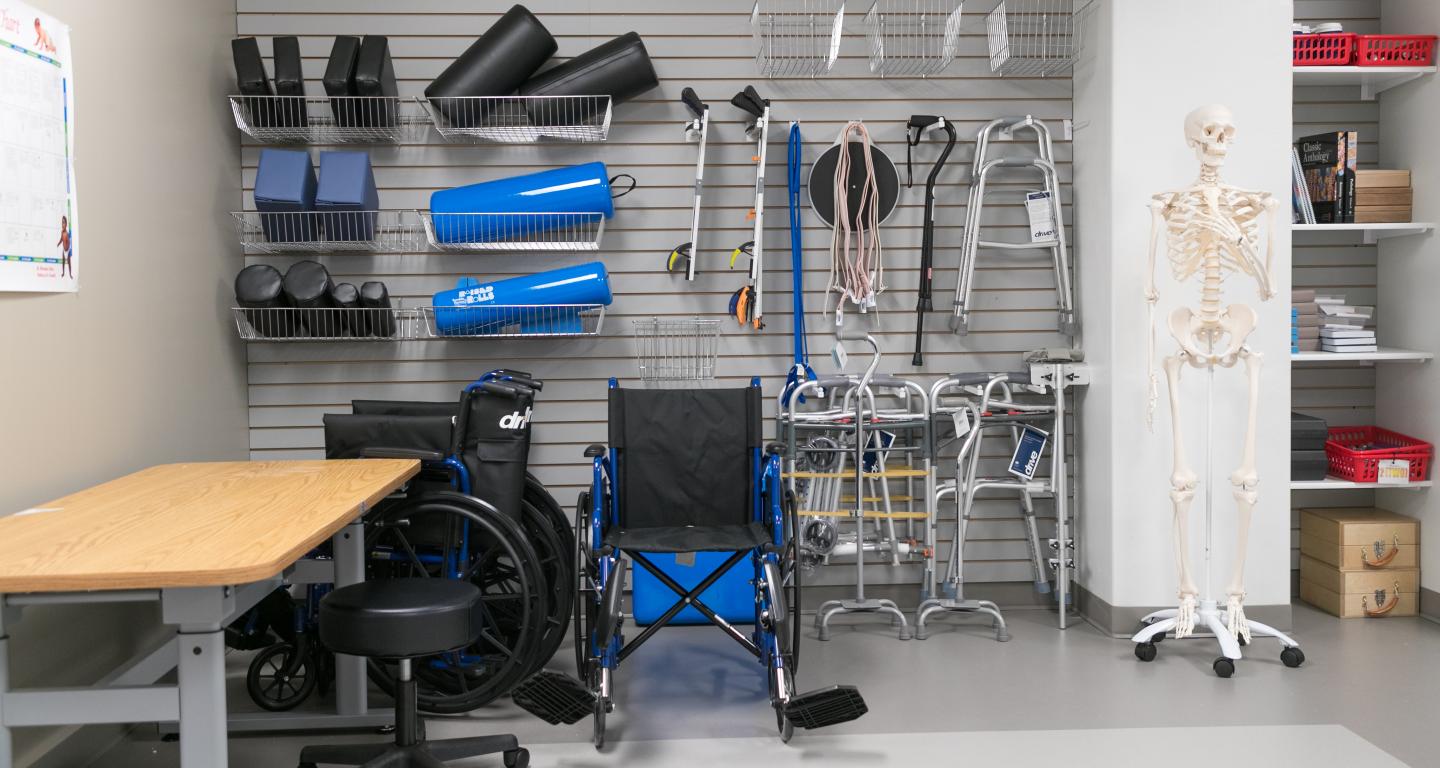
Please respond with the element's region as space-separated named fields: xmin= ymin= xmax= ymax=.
xmin=431 ymin=261 xmax=613 ymax=336
xmin=429 ymin=162 xmax=614 ymax=244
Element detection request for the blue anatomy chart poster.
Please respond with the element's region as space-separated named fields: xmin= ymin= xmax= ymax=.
xmin=0 ymin=2 xmax=76 ymax=292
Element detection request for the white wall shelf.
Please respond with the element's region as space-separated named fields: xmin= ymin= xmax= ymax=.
xmin=1292 ymin=347 xmax=1434 ymax=363
xmin=1293 ymin=65 xmax=1436 ymax=99
xmin=1290 ymin=477 xmax=1433 ymax=491
xmin=1291 ymin=222 xmax=1435 ymax=243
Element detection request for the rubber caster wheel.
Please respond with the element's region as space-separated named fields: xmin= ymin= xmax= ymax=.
xmin=504 ymin=748 xmax=530 ymax=768
xmin=1134 ymin=642 xmax=1157 ymax=662
xmin=1281 ymin=646 xmax=1305 ymax=668
xmin=1213 ymin=657 xmax=1235 ymax=678
xmin=592 ymin=698 xmax=607 ymax=751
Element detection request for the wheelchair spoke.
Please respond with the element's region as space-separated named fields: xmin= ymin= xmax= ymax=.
xmin=391 ymin=530 xmax=431 ymax=577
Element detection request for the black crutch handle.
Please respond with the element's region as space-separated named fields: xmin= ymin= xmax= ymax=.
xmin=730 ymin=86 xmax=766 ymax=117
xmin=681 ymin=87 xmax=706 ymax=118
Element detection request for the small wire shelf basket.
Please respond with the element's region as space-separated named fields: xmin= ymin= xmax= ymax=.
xmin=419 ymin=212 xmax=606 ymax=252
xmin=863 ymin=0 xmax=965 ymax=77
xmin=231 ymin=306 xmax=421 ymax=342
xmin=418 ymin=95 xmax=613 ymax=143
xmin=633 ymin=318 xmax=721 ymax=382
xmin=231 ymin=210 xmax=424 ymax=254
xmin=229 ymin=96 xmax=427 ymax=144
xmin=751 ymin=0 xmax=847 ymax=78
xmin=420 ymin=304 xmax=606 ymax=339
xmin=986 ymin=0 xmax=1088 ymax=77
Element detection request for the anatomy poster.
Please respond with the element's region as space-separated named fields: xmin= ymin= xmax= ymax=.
xmin=0 ymin=3 xmax=76 ymax=292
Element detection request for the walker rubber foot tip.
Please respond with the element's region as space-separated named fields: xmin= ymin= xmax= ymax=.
xmin=914 ymin=628 xmax=928 ymax=640
xmin=1034 ymin=580 xmax=1051 ymax=594
xmin=898 ymin=628 xmax=912 ymax=640
xmin=995 ymin=630 xmax=1011 ymax=642
xmin=817 ymin=628 xmax=831 ymax=641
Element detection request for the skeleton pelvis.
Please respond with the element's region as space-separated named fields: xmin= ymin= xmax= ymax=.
xmin=1167 ymin=304 xmax=1255 ymax=366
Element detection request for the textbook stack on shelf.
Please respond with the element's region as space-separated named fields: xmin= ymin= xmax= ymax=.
xmin=1316 ymin=293 xmax=1376 ymax=353
xmin=1293 ymin=288 xmax=1320 ymax=352
xmin=1355 ymin=169 xmax=1414 ymax=224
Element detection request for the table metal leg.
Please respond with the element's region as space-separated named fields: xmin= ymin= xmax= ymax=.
xmin=177 ymin=627 xmax=226 ymax=768
xmin=0 ymin=595 xmax=11 ymax=768
xmin=332 ymin=519 xmax=367 ymax=716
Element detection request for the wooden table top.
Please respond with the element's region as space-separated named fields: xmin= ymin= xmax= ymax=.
xmin=0 ymin=460 xmax=419 ymax=593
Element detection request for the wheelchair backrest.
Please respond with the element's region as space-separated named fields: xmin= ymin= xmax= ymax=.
xmin=609 ymin=385 xmax=760 ymax=530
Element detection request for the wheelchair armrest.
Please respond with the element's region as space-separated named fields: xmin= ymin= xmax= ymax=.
xmin=358 ymin=447 xmax=447 ymax=462
xmin=765 ymin=442 xmax=786 ymax=457
xmin=584 ymin=444 xmax=606 ymax=458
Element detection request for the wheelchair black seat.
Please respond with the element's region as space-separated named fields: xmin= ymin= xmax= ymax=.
xmin=603 ymin=522 xmax=770 ymax=554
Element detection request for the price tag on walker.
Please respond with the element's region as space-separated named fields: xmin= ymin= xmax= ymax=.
xmin=1008 ymin=425 xmax=1050 ymax=481
xmin=1377 ymin=459 xmax=1412 ymax=485
xmin=1025 ymin=191 xmax=1056 ymax=243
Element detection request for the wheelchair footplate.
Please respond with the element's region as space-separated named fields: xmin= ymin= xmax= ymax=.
xmin=511 ymin=671 xmax=596 ymax=725
xmin=784 ymin=685 xmax=868 ymax=730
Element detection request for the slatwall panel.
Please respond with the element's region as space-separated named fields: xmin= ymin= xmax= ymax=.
xmin=1290 ymin=0 xmax=1382 ymax=578
xmin=234 ymin=0 xmax=1076 ymax=590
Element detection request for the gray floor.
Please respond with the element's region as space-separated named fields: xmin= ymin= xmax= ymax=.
xmin=98 ymin=604 xmax=1440 ymax=767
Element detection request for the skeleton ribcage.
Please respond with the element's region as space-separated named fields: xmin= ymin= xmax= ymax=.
xmin=1162 ymin=189 xmax=1263 ymax=285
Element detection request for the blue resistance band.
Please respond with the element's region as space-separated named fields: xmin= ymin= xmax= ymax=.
xmin=783 ymin=122 xmax=816 ymax=406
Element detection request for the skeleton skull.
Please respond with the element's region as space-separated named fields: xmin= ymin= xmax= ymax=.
xmin=1184 ymin=105 xmax=1236 ymax=168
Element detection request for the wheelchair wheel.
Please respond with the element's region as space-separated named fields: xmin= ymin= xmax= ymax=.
xmin=521 ymin=478 xmax=575 ymax=674
xmin=247 ymin=643 xmax=317 ymax=712
xmin=573 ymin=494 xmax=599 ymax=679
xmin=365 ymin=492 xmax=548 ymax=714
xmin=778 ymin=489 xmax=803 ymax=675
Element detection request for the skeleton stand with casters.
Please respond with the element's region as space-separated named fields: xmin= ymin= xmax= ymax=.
xmin=667 ymin=87 xmax=709 ymax=281
xmin=951 ymin=116 xmax=1076 ymax=337
xmin=783 ymin=331 xmax=931 ymax=641
xmin=1130 ymin=105 xmax=1303 ymax=677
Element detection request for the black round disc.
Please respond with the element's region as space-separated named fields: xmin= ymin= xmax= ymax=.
xmin=808 ymin=139 xmax=901 ymax=229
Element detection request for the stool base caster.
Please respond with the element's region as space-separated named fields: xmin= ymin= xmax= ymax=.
xmin=504 ymin=747 xmax=530 ymax=768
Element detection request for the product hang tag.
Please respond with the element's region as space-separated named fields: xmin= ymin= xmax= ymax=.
xmin=1377 ymin=459 xmax=1411 ymax=485
xmin=1007 ymin=425 xmax=1050 ymax=480
xmin=1026 ymin=191 xmax=1057 ymax=243
xmin=951 ymin=409 xmax=970 ymax=438
xmin=832 ymin=341 xmax=849 ymax=369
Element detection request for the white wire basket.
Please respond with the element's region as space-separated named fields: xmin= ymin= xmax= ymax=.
xmin=420 ymin=305 xmax=606 ymax=339
xmin=864 ymin=0 xmax=964 ymax=77
xmin=633 ymin=318 xmax=721 ymax=382
xmin=231 ymin=306 xmax=421 ymax=342
xmin=231 ymin=210 xmax=424 ymax=254
xmin=418 ymin=95 xmax=613 ymax=143
xmin=229 ymin=96 xmax=428 ymax=144
xmin=419 ymin=211 xmax=606 ymax=252
xmin=751 ymin=0 xmax=847 ymax=78
xmin=986 ymin=0 xmax=1088 ymax=77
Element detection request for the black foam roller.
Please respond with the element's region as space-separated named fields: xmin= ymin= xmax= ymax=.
xmin=424 ymin=5 xmax=557 ymax=127
xmin=519 ymin=32 xmax=658 ymax=126
xmin=330 ymin=282 xmax=362 ymax=336
xmin=354 ymin=36 xmax=398 ymax=128
xmin=235 ymin=264 xmax=296 ymax=338
xmin=360 ymin=281 xmax=396 ymax=338
xmin=271 ymin=36 xmax=308 ymax=128
xmin=283 ymin=261 xmax=335 ymax=336
xmin=232 ymin=37 xmax=277 ymax=129
xmin=324 ymin=36 xmax=361 ymax=125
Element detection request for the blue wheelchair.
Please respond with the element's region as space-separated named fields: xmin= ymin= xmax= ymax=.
xmin=512 ymin=380 xmax=867 ymax=747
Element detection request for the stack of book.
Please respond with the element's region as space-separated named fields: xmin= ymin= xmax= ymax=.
xmin=1295 ymin=131 xmax=1358 ymax=224
xmin=1355 ymin=169 xmax=1413 ymax=224
xmin=1316 ymin=293 xmax=1376 ymax=354
xmin=1293 ymin=289 xmax=1320 ymax=353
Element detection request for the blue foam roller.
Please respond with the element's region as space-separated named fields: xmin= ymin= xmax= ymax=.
xmin=255 ymin=149 xmax=317 ymax=242
xmin=431 ymin=261 xmax=612 ymax=336
xmin=632 ymin=551 xmax=754 ymax=626
xmin=428 ymin=162 xmax=614 ymax=244
xmin=316 ymin=151 xmax=379 ymax=241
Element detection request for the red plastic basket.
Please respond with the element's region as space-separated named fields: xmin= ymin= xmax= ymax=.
xmin=1325 ymin=426 xmax=1433 ymax=483
xmin=1294 ymin=33 xmax=1357 ymax=66
xmin=1355 ymin=34 xmax=1437 ymax=66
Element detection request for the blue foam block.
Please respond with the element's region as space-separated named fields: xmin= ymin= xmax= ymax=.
xmin=631 ymin=551 xmax=755 ymax=626
xmin=255 ymin=149 xmax=318 ymax=242
xmin=316 ymin=151 xmax=379 ymax=241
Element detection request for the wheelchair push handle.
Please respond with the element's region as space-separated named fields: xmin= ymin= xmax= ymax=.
xmin=480 ymin=381 xmax=530 ymax=399
xmin=484 ymin=369 xmax=544 ymax=391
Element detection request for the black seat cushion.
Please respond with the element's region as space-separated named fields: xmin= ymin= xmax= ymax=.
xmin=319 ymin=578 xmax=483 ymax=659
xmin=605 ymin=522 xmax=769 ymax=554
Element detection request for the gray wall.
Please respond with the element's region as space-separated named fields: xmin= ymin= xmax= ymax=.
xmin=0 ymin=0 xmax=247 ymax=763
xmin=236 ymin=0 xmax=1076 ymax=595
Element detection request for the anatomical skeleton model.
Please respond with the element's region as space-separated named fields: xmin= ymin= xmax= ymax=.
xmin=1145 ymin=105 xmax=1276 ymax=641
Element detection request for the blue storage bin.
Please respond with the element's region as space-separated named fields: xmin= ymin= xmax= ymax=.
xmin=316 ymin=151 xmax=380 ymax=241
xmin=431 ymin=262 xmax=612 ymax=336
xmin=428 ymin=162 xmax=614 ymax=244
xmin=255 ymin=149 xmax=317 ymax=242
xmin=632 ymin=551 xmax=755 ymax=626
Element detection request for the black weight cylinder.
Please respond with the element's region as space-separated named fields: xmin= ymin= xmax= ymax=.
xmin=519 ymin=32 xmax=658 ymax=126
xmin=424 ymin=4 xmax=556 ymax=127
xmin=235 ymin=264 xmax=297 ymax=338
xmin=360 ymin=280 xmax=396 ymax=338
xmin=329 ymin=282 xmax=362 ymax=336
xmin=283 ymin=261 xmax=335 ymax=337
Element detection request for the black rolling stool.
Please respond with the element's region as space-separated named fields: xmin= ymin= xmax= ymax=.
xmin=298 ymin=579 xmax=529 ymax=768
